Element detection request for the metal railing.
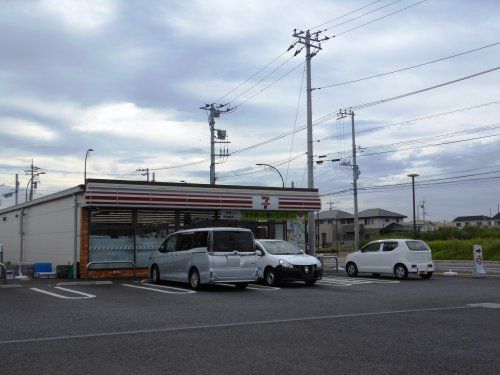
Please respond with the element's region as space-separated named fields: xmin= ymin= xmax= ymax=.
xmin=318 ymin=255 xmax=339 ymax=272
xmin=86 ymin=261 xmax=136 ymax=277
xmin=0 ymin=263 xmax=7 ymax=285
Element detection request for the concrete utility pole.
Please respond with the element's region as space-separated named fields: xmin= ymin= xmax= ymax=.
xmin=338 ymin=109 xmax=360 ymax=251
xmin=408 ymin=173 xmax=419 ymax=239
xmin=420 ymin=199 xmax=426 ymax=224
xmin=200 ymin=104 xmax=231 ymax=185
xmin=293 ymin=29 xmax=327 ymax=255
xmin=15 ymin=174 xmax=19 ymax=205
xmin=25 ymin=160 xmax=45 ymax=202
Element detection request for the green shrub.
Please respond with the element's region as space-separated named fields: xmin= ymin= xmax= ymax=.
xmin=428 ymin=238 xmax=500 ymax=261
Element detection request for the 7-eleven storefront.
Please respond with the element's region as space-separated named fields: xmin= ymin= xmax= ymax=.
xmin=81 ymin=179 xmax=321 ymax=278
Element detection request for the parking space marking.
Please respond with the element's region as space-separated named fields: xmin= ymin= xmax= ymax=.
xmin=247 ymin=284 xmax=281 ymax=291
xmin=139 ymin=280 xmax=197 ymax=293
xmin=30 ymin=287 xmax=96 ymax=299
xmin=123 ymin=283 xmax=196 ymax=294
xmin=318 ymin=276 xmax=400 ymax=287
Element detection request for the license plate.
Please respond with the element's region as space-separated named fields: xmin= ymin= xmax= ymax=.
xmin=418 ymin=270 xmax=427 ymax=275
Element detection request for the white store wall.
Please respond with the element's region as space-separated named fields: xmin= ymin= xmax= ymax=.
xmin=0 ymin=190 xmax=82 ymax=267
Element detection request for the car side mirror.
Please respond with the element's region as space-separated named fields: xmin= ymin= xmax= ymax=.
xmin=256 ymin=249 xmax=264 ymax=256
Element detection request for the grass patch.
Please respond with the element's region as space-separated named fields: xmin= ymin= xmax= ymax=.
xmin=428 ymin=238 xmax=500 ymax=261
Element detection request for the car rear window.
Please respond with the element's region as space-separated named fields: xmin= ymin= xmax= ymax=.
xmin=213 ymin=231 xmax=254 ymax=253
xmin=406 ymin=240 xmax=431 ymax=251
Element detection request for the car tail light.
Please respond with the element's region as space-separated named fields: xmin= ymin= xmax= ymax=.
xmin=412 ymin=264 xmax=417 ymax=268
xmin=428 ymin=264 xmax=433 ymax=267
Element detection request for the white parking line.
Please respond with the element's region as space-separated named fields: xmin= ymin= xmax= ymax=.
xmin=318 ymin=276 xmax=400 ymax=287
xmin=123 ymin=284 xmax=196 ymax=294
xmin=247 ymin=284 xmax=281 ymax=291
xmin=140 ymin=280 xmax=197 ymax=293
xmin=30 ymin=287 xmax=96 ymax=299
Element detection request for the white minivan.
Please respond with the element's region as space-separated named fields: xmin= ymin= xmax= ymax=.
xmin=345 ymin=239 xmax=434 ymax=280
xmin=149 ymin=227 xmax=258 ymax=289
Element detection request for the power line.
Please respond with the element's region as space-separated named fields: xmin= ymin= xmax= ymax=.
xmin=331 ymin=0 xmax=428 ymax=38
xmin=314 ymin=42 xmax=500 ymax=90
xmin=213 ymin=48 xmax=293 ymax=104
xmin=227 ymin=55 xmax=298 ymax=106
xmin=321 ymin=0 xmax=404 ymax=32
xmin=233 ymin=61 xmax=304 ymax=109
xmin=311 ymin=0 xmax=385 ymax=30
xmin=360 ymin=132 xmax=500 ymax=157
xmin=351 ymin=66 xmax=500 ymax=111
xmin=285 ymin=63 xmax=306 ymax=185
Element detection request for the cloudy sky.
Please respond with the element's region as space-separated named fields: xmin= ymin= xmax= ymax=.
xmin=0 ymin=0 xmax=499 ymax=221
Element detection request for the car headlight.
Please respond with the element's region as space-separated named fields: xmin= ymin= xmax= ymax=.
xmin=279 ymin=259 xmax=293 ymax=268
xmin=316 ymin=260 xmax=323 ymax=268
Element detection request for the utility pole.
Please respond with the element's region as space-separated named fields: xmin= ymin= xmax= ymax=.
xmin=138 ymin=168 xmax=150 ymax=182
xmin=200 ymin=104 xmax=232 ymax=185
xmin=293 ymin=28 xmax=327 ymax=255
xmin=420 ymin=199 xmax=426 ymax=223
xmin=338 ymin=109 xmax=360 ymax=252
xmin=24 ymin=160 xmax=45 ymax=202
xmin=15 ymin=173 xmax=19 ymax=205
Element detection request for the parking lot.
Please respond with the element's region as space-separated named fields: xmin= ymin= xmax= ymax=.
xmin=1 ymin=273 xmax=499 ymax=374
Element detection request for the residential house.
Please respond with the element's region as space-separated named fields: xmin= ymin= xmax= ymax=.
xmin=453 ymin=215 xmax=492 ymax=228
xmin=315 ymin=208 xmax=406 ymax=249
xmin=492 ymin=212 xmax=500 ymax=227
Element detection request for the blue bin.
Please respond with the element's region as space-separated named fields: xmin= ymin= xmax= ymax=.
xmin=34 ymin=263 xmax=52 ymax=273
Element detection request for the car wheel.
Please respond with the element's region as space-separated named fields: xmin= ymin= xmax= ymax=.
xmin=189 ymin=268 xmax=201 ymax=290
xmin=346 ymin=262 xmax=358 ymax=277
xmin=151 ymin=265 xmax=160 ymax=284
xmin=420 ymin=272 xmax=433 ymax=280
xmin=234 ymin=283 xmax=248 ymax=290
xmin=264 ymin=268 xmax=277 ymax=286
xmin=372 ymin=273 xmax=381 ymax=277
xmin=305 ymin=279 xmax=316 ymax=286
xmin=394 ymin=264 xmax=409 ymax=280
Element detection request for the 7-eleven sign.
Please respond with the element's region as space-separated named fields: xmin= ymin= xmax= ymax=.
xmin=252 ymin=195 xmax=278 ymax=210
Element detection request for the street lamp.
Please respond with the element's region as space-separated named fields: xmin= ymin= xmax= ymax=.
xmin=84 ymin=148 xmax=94 ymax=185
xmin=407 ymin=173 xmax=419 ymax=239
xmin=256 ymin=163 xmax=285 ymax=188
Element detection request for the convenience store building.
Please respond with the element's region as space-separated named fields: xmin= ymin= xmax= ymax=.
xmin=0 ymin=179 xmax=321 ymax=278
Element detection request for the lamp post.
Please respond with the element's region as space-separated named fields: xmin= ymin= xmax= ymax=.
xmin=256 ymin=163 xmax=285 ymax=188
xmin=84 ymin=148 xmax=94 ymax=185
xmin=407 ymin=173 xmax=419 ymax=239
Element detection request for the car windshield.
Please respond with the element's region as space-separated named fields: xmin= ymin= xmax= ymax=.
xmin=406 ymin=240 xmax=431 ymax=251
xmin=261 ymin=241 xmax=303 ymax=255
xmin=213 ymin=231 xmax=254 ymax=252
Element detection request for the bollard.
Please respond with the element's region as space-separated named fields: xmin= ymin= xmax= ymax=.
xmin=472 ymin=244 xmax=486 ymax=278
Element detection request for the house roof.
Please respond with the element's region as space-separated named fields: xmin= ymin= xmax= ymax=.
xmin=316 ymin=210 xmax=352 ymax=220
xmin=493 ymin=212 xmax=500 ymax=220
xmin=453 ymin=215 xmax=491 ymax=222
xmin=358 ymin=208 xmax=406 ymax=219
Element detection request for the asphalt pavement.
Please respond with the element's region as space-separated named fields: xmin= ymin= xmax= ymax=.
xmin=0 ymin=274 xmax=499 ymax=374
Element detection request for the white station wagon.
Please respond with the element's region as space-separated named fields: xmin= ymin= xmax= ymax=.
xmin=345 ymin=239 xmax=434 ymax=280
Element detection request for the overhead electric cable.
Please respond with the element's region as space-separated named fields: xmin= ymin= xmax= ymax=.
xmin=348 ymin=66 xmax=500 ymax=111
xmin=213 ymin=48 xmax=293 ymax=104
xmin=311 ymin=0 xmax=385 ymax=30
xmin=321 ymin=0 xmax=404 ymax=32
xmin=331 ymin=0 xmax=428 ymax=38
xmin=233 ymin=61 xmax=304 ymax=109
xmin=285 ymin=63 xmax=306 ymax=185
xmin=314 ymin=42 xmax=500 ymax=90
xmin=227 ymin=54 xmax=297 ymax=105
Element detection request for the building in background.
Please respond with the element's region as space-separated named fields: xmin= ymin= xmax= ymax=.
xmin=315 ymin=208 xmax=406 ymax=250
xmin=453 ymin=215 xmax=493 ymax=228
